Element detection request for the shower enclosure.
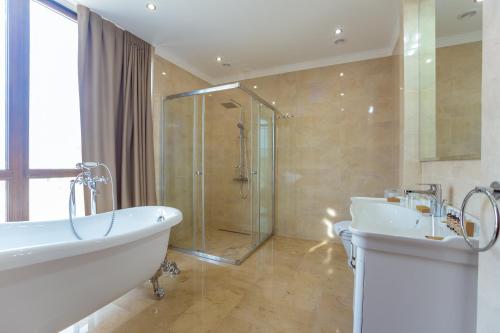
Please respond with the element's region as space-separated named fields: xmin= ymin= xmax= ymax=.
xmin=160 ymin=82 xmax=276 ymax=264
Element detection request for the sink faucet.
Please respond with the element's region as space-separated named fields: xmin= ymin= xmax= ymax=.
xmin=404 ymin=184 xmax=445 ymax=217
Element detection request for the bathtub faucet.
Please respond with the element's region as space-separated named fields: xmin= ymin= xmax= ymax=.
xmin=69 ymin=162 xmax=116 ymax=240
xmin=73 ymin=163 xmax=109 ymax=215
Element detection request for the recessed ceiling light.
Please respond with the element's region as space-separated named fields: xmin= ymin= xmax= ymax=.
xmin=339 ymin=72 xmax=344 ymax=77
xmin=340 ymin=92 xmax=345 ymax=97
xmin=253 ymin=85 xmax=258 ymax=89
xmin=161 ymin=72 xmax=166 ymax=76
xmin=272 ymin=101 xmax=276 ymax=105
xmin=334 ymin=38 xmax=346 ymax=45
xmin=341 ymin=107 xmax=345 ymax=112
xmin=335 ymin=27 xmax=343 ymax=35
xmin=145 ymin=2 xmax=157 ymax=11
xmin=216 ymin=56 xmax=222 ymax=62
xmin=368 ymin=105 xmax=375 ymax=114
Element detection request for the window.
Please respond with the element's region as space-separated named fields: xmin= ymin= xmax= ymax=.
xmin=2 ymin=0 xmax=83 ymax=222
xmin=0 ymin=1 xmax=5 ymax=171
xmin=0 ymin=1 xmax=6 ymax=221
xmin=29 ymin=0 xmax=81 ymax=169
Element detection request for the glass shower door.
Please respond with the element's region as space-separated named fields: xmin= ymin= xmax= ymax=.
xmin=161 ymin=95 xmax=204 ymax=252
xmin=251 ymin=100 xmax=274 ymax=243
xmin=258 ymin=105 xmax=274 ymax=241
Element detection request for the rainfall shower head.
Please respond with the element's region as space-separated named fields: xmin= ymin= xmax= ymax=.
xmin=221 ymin=102 xmax=238 ymax=109
xmin=220 ymin=99 xmax=241 ymax=109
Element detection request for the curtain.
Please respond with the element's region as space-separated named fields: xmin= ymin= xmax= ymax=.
xmin=77 ymin=6 xmax=156 ymax=211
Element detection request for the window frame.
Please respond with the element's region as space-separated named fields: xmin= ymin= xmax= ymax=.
xmin=4 ymin=0 xmax=80 ymax=221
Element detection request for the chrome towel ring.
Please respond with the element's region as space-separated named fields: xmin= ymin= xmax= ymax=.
xmin=460 ymin=181 xmax=500 ymax=252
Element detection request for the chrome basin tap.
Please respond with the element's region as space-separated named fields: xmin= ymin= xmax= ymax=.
xmin=404 ymin=183 xmax=445 ymax=217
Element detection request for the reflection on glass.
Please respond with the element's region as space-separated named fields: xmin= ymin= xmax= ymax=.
xmin=29 ymin=0 xmax=81 ymax=168
xmin=0 ymin=2 xmax=5 ymax=170
xmin=29 ymin=177 xmax=84 ymax=221
xmin=419 ymin=0 xmax=482 ymax=161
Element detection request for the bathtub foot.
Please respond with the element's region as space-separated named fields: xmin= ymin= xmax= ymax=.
xmin=153 ymin=286 xmax=165 ymax=299
xmin=150 ymin=258 xmax=180 ymax=299
xmin=150 ymin=268 xmax=165 ymax=299
xmin=161 ymin=260 xmax=180 ymax=276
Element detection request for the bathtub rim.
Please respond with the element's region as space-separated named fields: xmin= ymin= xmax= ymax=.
xmin=0 ymin=206 xmax=182 ymax=272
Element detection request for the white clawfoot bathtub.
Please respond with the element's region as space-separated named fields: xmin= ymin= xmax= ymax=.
xmin=0 ymin=206 xmax=182 ymax=333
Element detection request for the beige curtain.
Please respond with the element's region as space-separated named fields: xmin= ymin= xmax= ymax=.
xmin=77 ymin=6 xmax=156 ymax=211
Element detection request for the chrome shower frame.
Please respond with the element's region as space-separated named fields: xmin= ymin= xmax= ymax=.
xmin=160 ymin=82 xmax=278 ymax=265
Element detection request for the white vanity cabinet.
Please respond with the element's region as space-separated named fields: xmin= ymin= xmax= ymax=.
xmin=350 ymin=202 xmax=478 ymax=333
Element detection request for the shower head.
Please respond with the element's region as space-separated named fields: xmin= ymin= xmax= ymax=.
xmin=221 ymin=99 xmax=242 ymax=109
xmin=237 ymin=122 xmax=244 ymax=130
xmin=221 ymin=102 xmax=238 ymax=109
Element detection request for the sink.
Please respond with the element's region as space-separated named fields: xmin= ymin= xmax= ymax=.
xmin=349 ymin=197 xmax=478 ymax=333
xmin=351 ymin=202 xmax=429 ymax=238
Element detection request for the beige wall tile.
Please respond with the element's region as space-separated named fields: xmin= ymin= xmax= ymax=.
xmin=154 ymin=54 xmax=399 ymax=243
xmin=244 ymin=56 xmax=399 ymax=241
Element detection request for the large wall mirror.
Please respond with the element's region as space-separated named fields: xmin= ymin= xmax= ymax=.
xmin=419 ymin=0 xmax=482 ymax=161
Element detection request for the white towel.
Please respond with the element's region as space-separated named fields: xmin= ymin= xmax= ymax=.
xmin=334 ymin=221 xmax=353 ymax=270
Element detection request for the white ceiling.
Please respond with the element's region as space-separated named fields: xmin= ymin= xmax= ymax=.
xmin=66 ymin=0 xmax=401 ymax=84
xmin=436 ymin=0 xmax=483 ymax=47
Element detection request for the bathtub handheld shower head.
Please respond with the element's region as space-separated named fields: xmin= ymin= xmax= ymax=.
xmin=76 ymin=162 xmax=100 ymax=170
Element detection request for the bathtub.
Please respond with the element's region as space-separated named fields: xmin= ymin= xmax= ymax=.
xmin=0 ymin=206 xmax=182 ymax=333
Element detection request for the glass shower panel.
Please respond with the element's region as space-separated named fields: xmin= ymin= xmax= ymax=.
xmin=161 ymin=83 xmax=275 ymax=265
xmin=162 ymin=95 xmax=201 ymax=251
xmin=258 ymin=105 xmax=274 ymax=241
xmin=250 ymin=98 xmax=261 ymax=245
xmin=202 ymin=90 xmax=254 ymax=262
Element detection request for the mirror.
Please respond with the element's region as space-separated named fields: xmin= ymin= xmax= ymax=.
xmin=419 ymin=0 xmax=482 ymax=161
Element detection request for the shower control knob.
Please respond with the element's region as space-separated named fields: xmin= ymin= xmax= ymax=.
xmin=195 ymin=171 xmax=203 ymax=176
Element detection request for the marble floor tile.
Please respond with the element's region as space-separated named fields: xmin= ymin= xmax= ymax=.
xmin=61 ymin=237 xmax=353 ymax=333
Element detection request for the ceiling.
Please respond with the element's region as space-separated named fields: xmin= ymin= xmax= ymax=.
xmin=60 ymin=0 xmax=484 ymax=83
xmin=436 ymin=0 xmax=483 ymax=47
xmin=65 ymin=0 xmax=401 ymax=84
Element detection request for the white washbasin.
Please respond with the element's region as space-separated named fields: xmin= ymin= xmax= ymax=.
xmin=349 ymin=197 xmax=478 ymax=333
xmin=349 ymin=196 xmax=479 ymax=253
xmin=351 ymin=202 xmax=429 ymax=238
